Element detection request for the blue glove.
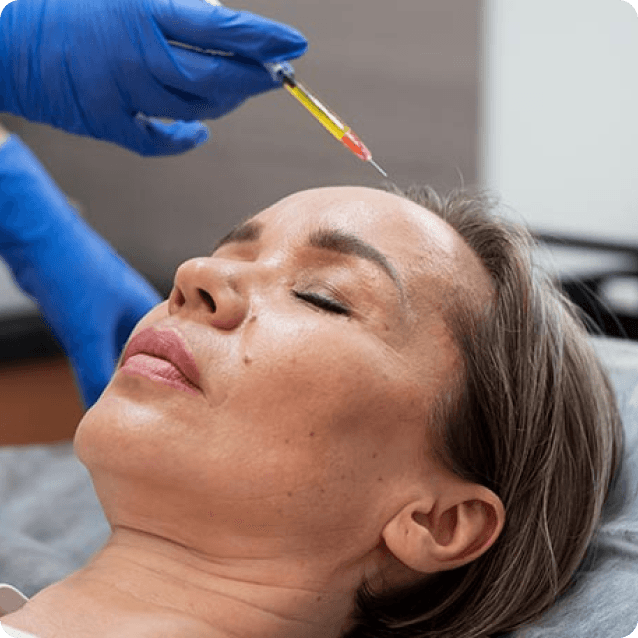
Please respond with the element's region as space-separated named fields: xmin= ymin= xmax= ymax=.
xmin=0 ymin=134 xmax=162 ymax=407
xmin=0 ymin=0 xmax=307 ymax=156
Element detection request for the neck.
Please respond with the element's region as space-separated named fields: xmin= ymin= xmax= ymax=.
xmin=3 ymin=526 xmax=363 ymax=638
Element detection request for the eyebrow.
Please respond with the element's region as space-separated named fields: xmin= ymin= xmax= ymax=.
xmin=213 ymin=219 xmax=262 ymax=249
xmin=213 ymin=219 xmax=405 ymax=301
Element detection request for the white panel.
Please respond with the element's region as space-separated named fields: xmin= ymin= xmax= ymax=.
xmin=480 ymin=0 xmax=638 ymax=241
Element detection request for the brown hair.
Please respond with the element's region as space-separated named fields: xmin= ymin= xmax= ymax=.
xmin=345 ymin=185 xmax=623 ymax=637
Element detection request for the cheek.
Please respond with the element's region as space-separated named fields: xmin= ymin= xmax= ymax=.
xmin=233 ymin=319 xmax=352 ymax=408
xmin=223 ymin=315 xmax=426 ymax=457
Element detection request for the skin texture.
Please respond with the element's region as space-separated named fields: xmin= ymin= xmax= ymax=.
xmin=3 ymin=186 xmax=503 ymax=638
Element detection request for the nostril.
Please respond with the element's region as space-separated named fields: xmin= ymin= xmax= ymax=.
xmin=172 ymin=287 xmax=186 ymax=307
xmin=198 ymin=288 xmax=216 ymax=313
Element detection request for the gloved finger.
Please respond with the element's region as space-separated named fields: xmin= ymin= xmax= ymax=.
xmin=66 ymin=338 xmax=118 ymax=408
xmin=111 ymin=260 xmax=163 ymax=353
xmin=167 ymin=44 xmax=278 ymax=87
xmin=152 ymin=0 xmax=308 ymax=64
xmin=156 ymin=47 xmax=280 ymax=114
xmin=71 ymin=301 xmax=160 ymax=408
xmin=123 ymin=115 xmax=209 ymax=157
xmin=0 ymin=136 xmax=163 ymax=408
xmin=62 ymin=273 xmax=160 ymax=407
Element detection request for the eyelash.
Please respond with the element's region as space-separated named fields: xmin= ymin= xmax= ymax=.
xmin=293 ymin=291 xmax=351 ymax=316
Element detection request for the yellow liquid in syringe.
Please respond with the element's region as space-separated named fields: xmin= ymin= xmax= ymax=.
xmin=283 ymin=81 xmax=373 ymax=161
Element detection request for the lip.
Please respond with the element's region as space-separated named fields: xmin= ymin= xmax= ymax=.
xmin=120 ymin=327 xmax=201 ymax=393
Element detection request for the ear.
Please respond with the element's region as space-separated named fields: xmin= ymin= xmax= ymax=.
xmin=382 ymin=483 xmax=504 ymax=574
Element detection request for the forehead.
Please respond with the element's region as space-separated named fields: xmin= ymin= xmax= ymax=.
xmin=252 ymin=186 xmax=495 ymax=332
xmin=255 ymin=186 xmax=460 ymax=272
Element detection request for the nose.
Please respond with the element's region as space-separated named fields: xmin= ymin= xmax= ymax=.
xmin=168 ymin=257 xmax=249 ymax=330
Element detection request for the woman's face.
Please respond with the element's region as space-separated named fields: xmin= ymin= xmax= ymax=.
xmin=75 ymin=186 xmax=490 ymax=573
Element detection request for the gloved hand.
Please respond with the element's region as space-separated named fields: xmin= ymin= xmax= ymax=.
xmin=0 ymin=0 xmax=307 ymax=156
xmin=0 ymin=134 xmax=162 ymax=407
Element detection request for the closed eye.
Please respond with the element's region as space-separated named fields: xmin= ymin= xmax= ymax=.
xmin=293 ymin=291 xmax=351 ymax=316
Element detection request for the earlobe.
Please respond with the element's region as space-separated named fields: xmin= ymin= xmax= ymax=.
xmin=382 ymin=485 xmax=505 ymax=575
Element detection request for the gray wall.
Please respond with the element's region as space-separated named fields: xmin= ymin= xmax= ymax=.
xmin=1 ymin=0 xmax=481 ymax=295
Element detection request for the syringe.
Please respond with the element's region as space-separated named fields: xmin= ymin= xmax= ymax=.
xmin=168 ymin=0 xmax=388 ymax=177
xmin=263 ymin=61 xmax=387 ymax=178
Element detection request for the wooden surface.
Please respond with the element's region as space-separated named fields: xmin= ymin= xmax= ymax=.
xmin=0 ymin=356 xmax=84 ymax=445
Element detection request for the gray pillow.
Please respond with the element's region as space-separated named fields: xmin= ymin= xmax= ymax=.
xmin=1 ymin=336 xmax=637 ymax=636
xmin=508 ymin=337 xmax=638 ymax=638
xmin=0 ymin=441 xmax=109 ymax=597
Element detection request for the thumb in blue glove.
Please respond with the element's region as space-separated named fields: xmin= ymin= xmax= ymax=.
xmin=0 ymin=0 xmax=307 ymax=156
xmin=0 ymin=134 xmax=162 ymax=407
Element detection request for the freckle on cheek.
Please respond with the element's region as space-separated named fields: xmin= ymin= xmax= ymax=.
xmin=243 ymin=355 xmax=252 ymax=365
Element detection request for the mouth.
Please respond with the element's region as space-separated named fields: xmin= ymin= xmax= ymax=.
xmin=120 ymin=327 xmax=202 ymax=396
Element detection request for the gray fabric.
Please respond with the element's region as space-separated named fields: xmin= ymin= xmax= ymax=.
xmin=508 ymin=336 xmax=638 ymax=638
xmin=0 ymin=335 xmax=637 ymax=636
xmin=0 ymin=441 xmax=109 ymax=597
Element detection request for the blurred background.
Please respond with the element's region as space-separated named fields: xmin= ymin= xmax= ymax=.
xmin=1 ymin=0 xmax=637 ymax=441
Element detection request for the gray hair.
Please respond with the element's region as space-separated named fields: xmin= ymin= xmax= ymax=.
xmin=345 ymin=185 xmax=623 ymax=637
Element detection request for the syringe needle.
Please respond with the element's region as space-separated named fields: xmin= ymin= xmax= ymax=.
xmin=279 ymin=76 xmax=388 ymax=176
xmin=368 ymin=159 xmax=388 ymax=178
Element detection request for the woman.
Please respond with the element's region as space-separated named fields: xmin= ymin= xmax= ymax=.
xmin=0 ymin=184 xmax=622 ymax=637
